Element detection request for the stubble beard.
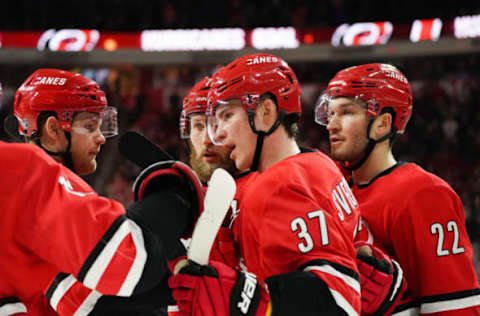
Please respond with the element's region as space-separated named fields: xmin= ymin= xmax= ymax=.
xmin=330 ymin=136 xmax=369 ymax=165
xmin=190 ymin=147 xmax=237 ymax=183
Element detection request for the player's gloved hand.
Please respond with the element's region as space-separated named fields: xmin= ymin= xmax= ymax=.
xmin=133 ymin=160 xmax=204 ymax=221
xmin=355 ymin=241 xmax=407 ymax=316
xmin=169 ymin=260 xmax=271 ymax=316
xmin=210 ymin=227 xmax=240 ymax=269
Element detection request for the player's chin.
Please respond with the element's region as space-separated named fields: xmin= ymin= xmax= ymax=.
xmin=77 ymin=160 xmax=97 ymax=175
xmin=330 ymin=149 xmax=349 ymax=162
xmin=235 ymin=154 xmax=252 ymax=173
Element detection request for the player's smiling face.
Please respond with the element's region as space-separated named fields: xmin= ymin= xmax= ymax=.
xmin=70 ymin=112 xmax=106 ymax=175
xmin=326 ymin=97 xmax=369 ymax=163
xmin=210 ymin=99 xmax=257 ymax=172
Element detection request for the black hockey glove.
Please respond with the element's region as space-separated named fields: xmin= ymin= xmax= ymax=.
xmin=132 ymin=160 xmax=204 ymax=235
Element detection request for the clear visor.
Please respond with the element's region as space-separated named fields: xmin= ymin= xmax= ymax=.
xmin=314 ymin=92 xmax=372 ymax=126
xmin=314 ymin=92 xmax=333 ymax=126
xmin=206 ymin=99 xmax=240 ymax=146
xmin=179 ymin=110 xmax=189 ymax=139
xmin=181 ymin=112 xmax=207 ymax=140
xmin=71 ymin=106 xmax=118 ymax=138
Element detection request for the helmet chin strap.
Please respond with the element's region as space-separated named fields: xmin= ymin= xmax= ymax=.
xmin=36 ymin=131 xmax=76 ymax=172
xmin=341 ymin=119 xmax=395 ymax=171
xmin=247 ymin=111 xmax=284 ymax=172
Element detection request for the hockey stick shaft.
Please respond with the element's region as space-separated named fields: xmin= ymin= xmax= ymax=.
xmin=118 ymin=131 xmax=173 ymax=168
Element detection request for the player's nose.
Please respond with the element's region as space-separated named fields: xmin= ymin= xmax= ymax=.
xmin=326 ymin=113 xmax=340 ymax=132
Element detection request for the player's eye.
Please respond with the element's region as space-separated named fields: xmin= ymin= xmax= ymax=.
xmin=222 ymin=111 xmax=233 ymax=121
xmin=193 ymin=123 xmax=205 ymax=131
xmin=85 ymin=124 xmax=96 ymax=132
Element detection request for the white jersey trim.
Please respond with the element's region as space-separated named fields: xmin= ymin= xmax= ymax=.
xmin=117 ymin=220 xmax=147 ymax=296
xmin=168 ymin=305 xmax=179 ymax=312
xmin=50 ymin=274 xmax=77 ymax=311
xmin=73 ymin=290 xmax=102 ymax=316
xmin=329 ymin=289 xmax=359 ymax=316
xmin=304 ymin=265 xmax=360 ymax=294
xmin=420 ymin=294 xmax=480 ymax=314
xmin=392 ymin=306 xmax=420 ymax=316
xmin=83 ymin=218 xmax=146 ymax=295
xmin=0 ymin=302 xmax=27 ymax=315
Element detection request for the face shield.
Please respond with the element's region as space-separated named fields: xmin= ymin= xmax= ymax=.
xmin=206 ymin=99 xmax=243 ymax=146
xmin=314 ymin=91 xmax=376 ymax=127
xmin=186 ymin=113 xmax=208 ymax=142
xmin=314 ymin=92 xmax=333 ymax=126
xmin=70 ymin=106 xmax=118 ymax=138
xmin=180 ymin=110 xmax=209 ymax=140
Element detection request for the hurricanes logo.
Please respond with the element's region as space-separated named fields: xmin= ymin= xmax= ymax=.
xmin=34 ymin=77 xmax=67 ymax=86
xmin=246 ymin=56 xmax=278 ymax=65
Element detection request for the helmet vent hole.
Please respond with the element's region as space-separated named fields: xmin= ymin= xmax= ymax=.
xmin=226 ymin=77 xmax=242 ymax=90
xmin=285 ymin=73 xmax=294 ymax=84
xmin=217 ymin=82 xmax=228 ymax=93
xmin=351 ymin=81 xmax=376 ymax=88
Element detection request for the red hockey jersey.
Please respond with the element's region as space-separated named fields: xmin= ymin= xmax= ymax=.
xmin=354 ymin=162 xmax=480 ymax=315
xmin=233 ymin=152 xmax=361 ymax=315
xmin=0 ymin=142 xmax=150 ymax=315
xmin=46 ymin=172 xmax=258 ymax=316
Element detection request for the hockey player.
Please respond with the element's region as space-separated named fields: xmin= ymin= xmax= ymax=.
xmin=45 ymin=75 xmax=245 ymax=316
xmin=0 ymin=69 xmax=204 ymax=316
xmin=316 ymin=63 xmax=480 ymax=315
xmin=180 ymin=76 xmax=237 ymax=184
xmin=169 ymin=53 xmax=361 ymax=316
xmin=179 ymin=75 xmax=248 ymax=267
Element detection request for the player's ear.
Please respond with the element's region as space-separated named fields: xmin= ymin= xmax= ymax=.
xmin=43 ymin=116 xmax=64 ymax=141
xmin=256 ymin=98 xmax=276 ymax=131
xmin=371 ymin=112 xmax=392 ymax=140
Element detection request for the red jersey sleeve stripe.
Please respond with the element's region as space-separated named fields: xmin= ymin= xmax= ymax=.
xmin=80 ymin=217 xmax=147 ymax=295
xmin=0 ymin=297 xmax=27 ymax=315
xmin=304 ymin=265 xmax=360 ymax=294
xmin=77 ymin=216 xmax=126 ymax=282
xmin=95 ymin=234 xmax=137 ymax=294
xmin=73 ymin=290 xmax=102 ymax=315
xmin=48 ymin=274 xmax=77 ymax=311
xmin=46 ymin=274 xmax=102 ymax=316
xmin=117 ymin=219 xmax=147 ymax=296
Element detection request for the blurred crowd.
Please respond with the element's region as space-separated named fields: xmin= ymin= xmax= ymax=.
xmin=0 ymin=53 xmax=479 ymax=276
xmin=1 ymin=0 xmax=479 ymax=31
